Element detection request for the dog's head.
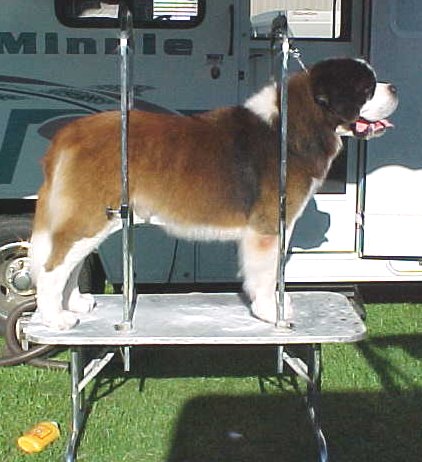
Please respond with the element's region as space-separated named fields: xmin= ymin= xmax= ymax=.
xmin=310 ymin=58 xmax=398 ymax=139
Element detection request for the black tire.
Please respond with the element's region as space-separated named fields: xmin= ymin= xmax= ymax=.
xmin=78 ymin=252 xmax=106 ymax=294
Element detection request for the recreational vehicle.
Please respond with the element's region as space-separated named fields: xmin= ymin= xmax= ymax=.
xmin=0 ymin=0 xmax=420 ymax=323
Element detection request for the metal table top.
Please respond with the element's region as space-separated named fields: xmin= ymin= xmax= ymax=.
xmin=25 ymin=292 xmax=366 ymax=346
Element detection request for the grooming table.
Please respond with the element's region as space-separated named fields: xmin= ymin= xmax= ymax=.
xmin=23 ymin=10 xmax=366 ymax=462
xmin=24 ymin=291 xmax=366 ymax=462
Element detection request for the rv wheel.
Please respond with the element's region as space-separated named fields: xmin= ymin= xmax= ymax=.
xmin=0 ymin=214 xmax=105 ymax=334
xmin=0 ymin=215 xmax=35 ymax=334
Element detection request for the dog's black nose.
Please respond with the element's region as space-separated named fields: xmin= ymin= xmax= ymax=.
xmin=388 ymin=84 xmax=398 ymax=95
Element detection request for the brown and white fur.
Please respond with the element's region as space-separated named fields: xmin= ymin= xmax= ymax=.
xmin=30 ymin=58 xmax=398 ymax=330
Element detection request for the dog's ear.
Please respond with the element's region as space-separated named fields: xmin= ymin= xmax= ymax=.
xmin=310 ymin=64 xmax=335 ymax=113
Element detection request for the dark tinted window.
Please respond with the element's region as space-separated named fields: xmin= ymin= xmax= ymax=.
xmin=56 ymin=0 xmax=205 ymax=28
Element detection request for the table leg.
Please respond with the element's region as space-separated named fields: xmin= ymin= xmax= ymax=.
xmin=307 ymin=344 xmax=328 ymax=462
xmin=64 ymin=348 xmax=85 ymax=462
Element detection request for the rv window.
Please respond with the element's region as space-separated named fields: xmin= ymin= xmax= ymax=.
xmin=56 ymin=0 xmax=204 ymax=28
xmin=250 ymin=0 xmax=351 ymax=40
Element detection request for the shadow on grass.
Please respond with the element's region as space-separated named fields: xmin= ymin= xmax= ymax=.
xmin=85 ymin=334 xmax=422 ymax=462
xmin=364 ymin=333 xmax=422 ymax=360
xmin=356 ymin=333 xmax=422 ymax=393
xmin=165 ymin=390 xmax=422 ymax=462
xmin=129 ymin=345 xmax=284 ymax=378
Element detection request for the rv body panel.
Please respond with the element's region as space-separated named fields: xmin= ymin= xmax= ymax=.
xmin=1 ymin=0 xmax=422 ymax=288
xmin=363 ymin=0 xmax=422 ymax=260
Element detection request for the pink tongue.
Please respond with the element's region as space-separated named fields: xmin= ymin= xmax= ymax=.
xmin=355 ymin=118 xmax=394 ymax=134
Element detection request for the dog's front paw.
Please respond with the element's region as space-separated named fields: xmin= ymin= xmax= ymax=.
xmin=251 ymin=293 xmax=293 ymax=326
xmin=251 ymin=296 xmax=278 ymax=324
xmin=67 ymin=292 xmax=96 ymax=314
xmin=40 ymin=310 xmax=79 ymax=330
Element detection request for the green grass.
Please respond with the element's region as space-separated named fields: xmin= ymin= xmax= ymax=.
xmin=0 ymin=302 xmax=421 ymax=461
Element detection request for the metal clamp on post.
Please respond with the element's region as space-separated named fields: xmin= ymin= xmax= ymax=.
xmin=114 ymin=1 xmax=136 ymax=340
xmin=271 ymin=13 xmax=291 ymax=329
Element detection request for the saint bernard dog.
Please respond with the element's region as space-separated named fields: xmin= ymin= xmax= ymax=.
xmin=30 ymin=58 xmax=398 ymax=330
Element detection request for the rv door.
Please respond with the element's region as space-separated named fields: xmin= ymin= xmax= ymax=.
xmin=362 ymin=0 xmax=422 ymax=260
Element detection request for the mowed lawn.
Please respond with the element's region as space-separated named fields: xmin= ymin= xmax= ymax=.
xmin=0 ymin=301 xmax=421 ymax=462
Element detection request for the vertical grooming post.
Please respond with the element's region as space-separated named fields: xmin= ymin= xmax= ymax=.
xmin=115 ymin=2 xmax=136 ymax=343
xmin=271 ymin=13 xmax=291 ymax=329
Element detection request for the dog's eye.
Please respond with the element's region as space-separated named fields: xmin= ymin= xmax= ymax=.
xmin=315 ymin=94 xmax=330 ymax=107
xmin=364 ymin=85 xmax=376 ymax=99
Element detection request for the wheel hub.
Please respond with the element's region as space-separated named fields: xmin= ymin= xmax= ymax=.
xmin=0 ymin=242 xmax=35 ymax=320
xmin=7 ymin=256 xmax=33 ymax=294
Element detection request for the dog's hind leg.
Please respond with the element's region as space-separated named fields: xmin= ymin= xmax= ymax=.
xmin=63 ymin=261 xmax=96 ymax=314
xmin=239 ymin=227 xmax=292 ymax=324
xmin=35 ymin=223 xmax=117 ymax=330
